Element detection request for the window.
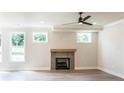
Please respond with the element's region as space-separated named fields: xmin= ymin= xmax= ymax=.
xmin=77 ymin=32 xmax=92 ymax=43
xmin=0 ymin=32 xmax=2 ymax=62
xmin=33 ymin=32 xmax=48 ymax=43
xmin=11 ymin=32 xmax=25 ymax=62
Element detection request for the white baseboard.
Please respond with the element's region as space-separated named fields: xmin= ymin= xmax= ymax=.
xmin=0 ymin=67 xmax=97 ymax=71
xmin=0 ymin=67 xmax=50 ymax=71
xmin=97 ymin=67 xmax=124 ymax=79
xmin=75 ymin=67 xmax=97 ymax=70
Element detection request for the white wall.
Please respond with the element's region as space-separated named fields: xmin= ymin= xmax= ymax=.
xmin=98 ymin=21 xmax=124 ymax=78
xmin=0 ymin=27 xmax=98 ymax=70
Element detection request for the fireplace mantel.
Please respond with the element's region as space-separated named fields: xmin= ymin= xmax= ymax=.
xmin=51 ymin=49 xmax=77 ymax=53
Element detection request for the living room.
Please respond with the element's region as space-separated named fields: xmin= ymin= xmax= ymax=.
xmin=0 ymin=0 xmax=124 ymax=93
xmin=0 ymin=12 xmax=123 ymax=81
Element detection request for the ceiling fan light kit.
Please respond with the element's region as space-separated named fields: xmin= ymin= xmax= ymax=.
xmin=78 ymin=12 xmax=93 ymax=25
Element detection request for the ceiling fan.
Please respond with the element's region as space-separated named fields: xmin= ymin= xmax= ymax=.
xmin=62 ymin=12 xmax=93 ymax=26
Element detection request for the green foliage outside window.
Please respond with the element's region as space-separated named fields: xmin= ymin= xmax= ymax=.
xmin=34 ymin=34 xmax=46 ymax=41
xmin=33 ymin=32 xmax=48 ymax=43
xmin=80 ymin=35 xmax=89 ymax=42
xmin=77 ymin=33 xmax=92 ymax=43
xmin=12 ymin=33 xmax=24 ymax=47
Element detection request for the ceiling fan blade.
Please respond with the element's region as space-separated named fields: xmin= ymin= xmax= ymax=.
xmin=61 ymin=22 xmax=77 ymax=25
xmin=83 ymin=16 xmax=91 ymax=21
xmin=82 ymin=21 xmax=93 ymax=26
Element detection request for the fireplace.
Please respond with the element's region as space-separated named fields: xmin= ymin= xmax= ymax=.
xmin=56 ymin=58 xmax=70 ymax=70
xmin=51 ymin=49 xmax=76 ymax=70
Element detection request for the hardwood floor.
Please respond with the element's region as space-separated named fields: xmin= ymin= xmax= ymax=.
xmin=0 ymin=69 xmax=123 ymax=81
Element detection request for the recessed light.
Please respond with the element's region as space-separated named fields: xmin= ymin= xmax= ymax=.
xmin=93 ymin=22 xmax=97 ymax=25
xmin=40 ymin=21 xmax=45 ymax=24
xmin=78 ymin=22 xmax=83 ymax=24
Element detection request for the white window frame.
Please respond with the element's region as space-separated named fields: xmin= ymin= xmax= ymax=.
xmin=33 ymin=32 xmax=48 ymax=43
xmin=77 ymin=32 xmax=92 ymax=43
xmin=10 ymin=32 xmax=25 ymax=62
xmin=0 ymin=32 xmax=2 ymax=62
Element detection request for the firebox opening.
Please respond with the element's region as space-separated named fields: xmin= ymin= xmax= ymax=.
xmin=56 ymin=58 xmax=70 ymax=70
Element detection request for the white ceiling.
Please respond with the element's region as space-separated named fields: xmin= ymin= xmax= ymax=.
xmin=0 ymin=12 xmax=124 ymax=29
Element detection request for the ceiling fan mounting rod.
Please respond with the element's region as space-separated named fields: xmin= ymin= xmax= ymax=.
xmin=79 ymin=12 xmax=83 ymax=15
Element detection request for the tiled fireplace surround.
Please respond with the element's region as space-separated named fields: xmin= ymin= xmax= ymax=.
xmin=51 ymin=49 xmax=76 ymax=70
